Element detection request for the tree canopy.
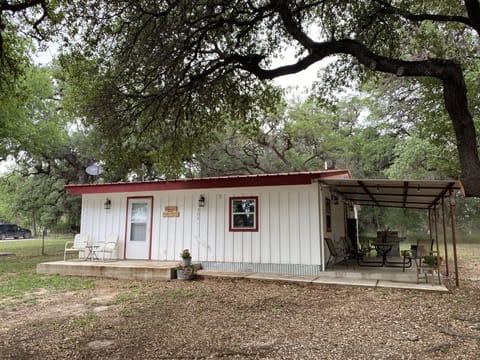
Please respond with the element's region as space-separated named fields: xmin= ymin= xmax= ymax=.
xmin=58 ymin=0 xmax=480 ymax=195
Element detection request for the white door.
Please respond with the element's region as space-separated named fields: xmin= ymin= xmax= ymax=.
xmin=125 ymin=198 xmax=152 ymax=259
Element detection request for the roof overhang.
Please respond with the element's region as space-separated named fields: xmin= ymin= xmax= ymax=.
xmin=65 ymin=170 xmax=352 ymax=195
xmin=319 ymin=178 xmax=461 ymax=210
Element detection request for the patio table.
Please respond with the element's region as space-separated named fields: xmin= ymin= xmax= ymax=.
xmin=85 ymin=245 xmax=100 ymax=261
xmin=373 ymin=242 xmax=396 ymax=265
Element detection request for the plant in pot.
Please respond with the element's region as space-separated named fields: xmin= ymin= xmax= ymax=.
xmin=180 ymin=249 xmax=192 ymax=266
xmin=422 ymin=255 xmax=442 ymax=267
xmin=176 ymin=263 xmax=186 ymax=280
xmin=176 ymin=249 xmax=195 ymax=280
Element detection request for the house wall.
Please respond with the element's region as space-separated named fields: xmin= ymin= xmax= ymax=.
xmin=79 ymin=183 xmax=347 ymax=275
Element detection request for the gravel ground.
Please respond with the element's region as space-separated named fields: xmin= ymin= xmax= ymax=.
xmin=0 ymin=259 xmax=479 ymax=359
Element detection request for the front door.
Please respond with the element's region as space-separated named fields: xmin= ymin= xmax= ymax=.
xmin=125 ymin=197 xmax=152 ymax=259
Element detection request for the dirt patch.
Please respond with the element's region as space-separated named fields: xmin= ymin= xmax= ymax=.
xmin=0 ymin=261 xmax=479 ymax=359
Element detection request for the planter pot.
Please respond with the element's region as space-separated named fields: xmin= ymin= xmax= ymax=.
xmin=177 ymin=269 xmax=185 ymax=280
xmin=182 ymin=258 xmax=191 ymax=266
xmin=183 ymin=265 xmax=195 ymax=280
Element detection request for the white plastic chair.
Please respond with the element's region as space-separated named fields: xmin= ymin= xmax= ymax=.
xmin=64 ymin=234 xmax=89 ymax=261
xmin=97 ymin=234 xmax=119 ymax=261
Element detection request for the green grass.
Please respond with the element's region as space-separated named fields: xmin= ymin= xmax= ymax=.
xmin=0 ymin=236 xmax=69 ymax=257
xmin=73 ymin=313 xmax=98 ymax=327
xmin=0 ymin=236 xmax=95 ymax=308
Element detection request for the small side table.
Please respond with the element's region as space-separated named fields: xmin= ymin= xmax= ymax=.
xmin=86 ymin=245 xmax=100 ymax=261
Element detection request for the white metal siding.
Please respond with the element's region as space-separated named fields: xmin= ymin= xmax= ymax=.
xmin=80 ymin=184 xmax=322 ymax=267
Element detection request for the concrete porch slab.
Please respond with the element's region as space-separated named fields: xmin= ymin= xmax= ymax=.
xmin=37 ymin=260 xmax=449 ymax=292
xmin=37 ymin=260 xmax=179 ymax=281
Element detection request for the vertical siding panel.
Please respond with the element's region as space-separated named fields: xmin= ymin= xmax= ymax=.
xmin=206 ymin=194 xmax=216 ymax=261
xmin=190 ymin=195 xmax=197 ymax=260
xmin=279 ymin=191 xmax=289 ymax=264
xmin=149 ymin=195 xmax=159 ymax=260
xmin=233 ymin=232 xmax=243 ymax=263
xmin=159 ymin=195 xmax=168 ymax=260
xmin=289 ymin=191 xmax=300 ymax=264
xmin=117 ymin=196 xmax=127 ymax=259
xmin=269 ymin=192 xmax=280 ymax=263
xmin=214 ymin=194 xmax=224 ymax=261
xmin=223 ymin=193 xmax=229 ymax=262
xmin=260 ymin=192 xmax=270 ymax=263
xmin=311 ymin=188 xmax=321 ymax=264
xmin=225 ymin=193 xmax=234 ymax=262
xmin=298 ymin=190 xmax=310 ymax=264
xmin=92 ymin=198 xmax=102 ymax=243
xmin=250 ymin=194 xmax=261 ymax=263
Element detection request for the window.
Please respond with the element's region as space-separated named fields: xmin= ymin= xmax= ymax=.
xmin=230 ymin=196 xmax=258 ymax=232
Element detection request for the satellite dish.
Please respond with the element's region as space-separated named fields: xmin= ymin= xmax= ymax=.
xmin=85 ymin=163 xmax=104 ymax=176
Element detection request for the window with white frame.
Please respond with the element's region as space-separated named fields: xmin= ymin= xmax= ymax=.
xmin=230 ymin=196 xmax=258 ymax=232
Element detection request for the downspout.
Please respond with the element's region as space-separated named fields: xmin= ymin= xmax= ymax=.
xmin=449 ymin=190 xmax=460 ymax=287
xmin=441 ymin=197 xmax=450 ymax=277
xmin=319 ymin=184 xmax=326 ymax=272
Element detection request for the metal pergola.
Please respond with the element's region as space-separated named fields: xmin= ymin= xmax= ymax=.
xmin=319 ymin=178 xmax=462 ymax=286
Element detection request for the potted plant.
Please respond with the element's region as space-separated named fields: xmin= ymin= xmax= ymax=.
xmin=422 ymin=255 xmax=442 ymax=267
xmin=182 ymin=264 xmax=195 ymax=280
xmin=180 ymin=249 xmax=192 ymax=266
xmin=176 ymin=263 xmax=185 ymax=280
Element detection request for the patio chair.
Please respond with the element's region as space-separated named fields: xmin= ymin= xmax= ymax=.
xmin=96 ymin=234 xmax=119 ymax=261
xmin=64 ymin=234 xmax=89 ymax=260
xmin=325 ymin=237 xmax=349 ymax=268
xmin=359 ymin=237 xmax=373 ymax=257
xmin=415 ymin=243 xmax=441 ymax=285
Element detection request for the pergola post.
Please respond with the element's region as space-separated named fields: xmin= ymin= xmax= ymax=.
xmin=449 ymin=190 xmax=459 ymax=287
xmin=441 ymin=197 xmax=450 ymax=277
xmin=433 ymin=204 xmax=441 ymax=285
xmin=428 ymin=208 xmax=433 ymax=248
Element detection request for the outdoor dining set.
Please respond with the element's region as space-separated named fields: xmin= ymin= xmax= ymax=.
xmin=326 ymin=230 xmax=442 ymax=285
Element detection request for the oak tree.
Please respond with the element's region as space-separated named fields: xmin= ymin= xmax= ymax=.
xmin=63 ymin=1 xmax=480 ymax=195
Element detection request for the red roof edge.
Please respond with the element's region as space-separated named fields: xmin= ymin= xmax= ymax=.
xmin=64 ymin=170 xmax=352 ymax=195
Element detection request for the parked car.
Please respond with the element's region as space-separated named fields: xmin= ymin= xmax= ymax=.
xmin=0 ymin=224 xmax=32 ymax=240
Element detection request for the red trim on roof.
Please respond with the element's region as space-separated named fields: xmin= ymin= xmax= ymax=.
xmin=64 ymin=170 xmax=352 ymax=195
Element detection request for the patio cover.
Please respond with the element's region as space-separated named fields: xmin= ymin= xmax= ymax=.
xmin=318 ymin=178 xmax=461 ymax=210
xmin=319 ymin=178 xmax=462 ymax=286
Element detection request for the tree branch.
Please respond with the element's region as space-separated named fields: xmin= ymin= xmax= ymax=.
xmin=373 ymin=0 xmax=473 ymax=29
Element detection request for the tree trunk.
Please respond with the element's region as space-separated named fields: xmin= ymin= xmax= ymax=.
xmin=441 ymin=65 xmax=480 ymax=197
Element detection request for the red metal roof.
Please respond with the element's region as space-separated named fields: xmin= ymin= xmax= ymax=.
xmin=64 ymin=170 xmax=352 ymax=194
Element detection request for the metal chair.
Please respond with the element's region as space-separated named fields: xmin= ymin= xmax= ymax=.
xmin=96 ymin=234 xmax=119 ymax=261
xmin=64 ymin=234 xmax=89 ymax=260
xmin=415 ymin=243 xmax=442 ymax=285
xmin=359 ymin=237 xmax=373 ymax=257
xmin=325 ymin=237 xmax=349 ymax=268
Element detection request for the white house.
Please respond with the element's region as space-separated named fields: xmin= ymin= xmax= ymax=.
xmin=64 ymin=170 xmax=355 ymax=276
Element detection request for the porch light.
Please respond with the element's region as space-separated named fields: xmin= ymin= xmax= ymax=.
xmin=104 ymin=198 xmax=111 ymax=210
xmin=198 ymin=195 xmax=205 ymax=208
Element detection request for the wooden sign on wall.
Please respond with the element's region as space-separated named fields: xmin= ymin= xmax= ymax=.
xmin=163 ymin=205 xmax=180 ymax=217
